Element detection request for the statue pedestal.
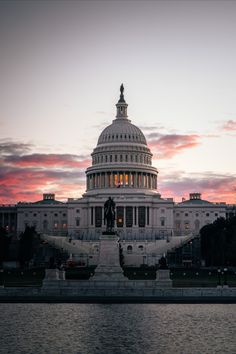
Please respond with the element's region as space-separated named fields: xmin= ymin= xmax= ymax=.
xmin=43 ymin=269 xmax=65 ymax=287
xmin=156 ymin=269 xmax=173 ymax=288
xmin=92 ymin=233 xmax=127 ymax=281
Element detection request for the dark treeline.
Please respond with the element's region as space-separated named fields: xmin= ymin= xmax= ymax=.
xmin=0 ymin=226 xmax=37 ymax=267
xmin=0 ymin=227 xmax=11 ymax=265
xmin=18 ymin=226 xmax=37 ymax=267
xmin=200 ymin=216 xmax=236 ymax=266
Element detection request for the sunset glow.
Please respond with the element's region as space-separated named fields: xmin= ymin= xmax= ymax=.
xmin=0 ymin=1 xmax=235 ymax=204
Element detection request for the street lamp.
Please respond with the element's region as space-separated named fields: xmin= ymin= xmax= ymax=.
xmin=224 ymin=267 xmax=228 ymax=286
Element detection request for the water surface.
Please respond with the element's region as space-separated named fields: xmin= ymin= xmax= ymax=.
xmin=0 ymin=304 xmax=235 ymax=354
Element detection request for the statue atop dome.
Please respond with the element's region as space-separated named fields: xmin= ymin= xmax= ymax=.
xmin=120 ymin=83 xmax=124 ymax=95
xmin=118 ymin=83 xmax=125 ymax=103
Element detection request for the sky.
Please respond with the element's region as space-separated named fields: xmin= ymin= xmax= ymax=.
xmin=0 ymin=0 xmax=236 ymax=204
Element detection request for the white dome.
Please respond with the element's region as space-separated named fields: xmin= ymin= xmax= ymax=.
xmin=97 ymin=119 xmax=147 ymax=146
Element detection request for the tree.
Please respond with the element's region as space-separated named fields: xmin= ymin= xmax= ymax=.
xmin=0 ymin=227 xmax=11 ymax=266
xmin=18 ymin=226 xmax=36 ymax=267
xmin=200 ymin=217 xmax=236 ymax=266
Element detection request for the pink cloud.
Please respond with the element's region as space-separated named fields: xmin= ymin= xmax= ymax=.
xmin=222 ymin=120 xmax=236 ymax=131
xmin=0 ymin=141 xmax=88 ymax=203
xmin=148 ymin=134 xmax=200 ymax=159
xmin=159 ymin=172 xmax=236 ymax=204
xmin=5 ymin=154 xmax=90 ymax=169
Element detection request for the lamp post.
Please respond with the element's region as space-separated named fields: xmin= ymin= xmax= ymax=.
xmin=224 ymin=267 xmax=228 ymax=286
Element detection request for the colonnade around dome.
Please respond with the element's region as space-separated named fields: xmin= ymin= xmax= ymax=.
xmin=86 ymin=171 xmax=157 ymax=190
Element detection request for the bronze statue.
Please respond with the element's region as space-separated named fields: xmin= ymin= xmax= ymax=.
xmin=120 ymin=83 xmax=124 ymax=95
xmin=159 ymin=255 xmax=168 ymax=269
xmin=104 ymin=197 xmax=116 ymax=232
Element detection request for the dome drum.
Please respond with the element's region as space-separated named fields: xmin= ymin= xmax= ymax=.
xmin=86 ymin=170 xmax=158 ymax=191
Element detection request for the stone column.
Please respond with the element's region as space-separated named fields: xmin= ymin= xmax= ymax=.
xmin=105 ymin=173 xmax=108 ymax=188
xmin=134 ymin=172 xmax=138 ymax=188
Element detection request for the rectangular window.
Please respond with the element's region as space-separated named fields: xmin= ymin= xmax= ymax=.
xmin=110 ymin=155 xmax=112 ymax=162
xmin=160 ymin=218 xmax=165 ymax=227
xmin=184 ymin=222 xmax=189 ymax=230
xmin=95 ymin=206 xmax=102 ymax=227
xmin=91 ymin=207 xmax=94 ymax=225
xmin=138 ymin=206 xmax=145 ymax=227
xmin=126 ymin=206 xmax=133 ymax=227
xmin=76 ymin=218 xmax=80 ymax=227
xmin=175 ymin=220 xmax=181 ymax=230
xmin=117 ymin=206 xmax=124 ymax=227
xmin=134 ymin=207 xmax=137 ymax=225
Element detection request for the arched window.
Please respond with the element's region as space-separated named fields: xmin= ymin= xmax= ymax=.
xmin=127 ymin=245 xmax=133 ymax=253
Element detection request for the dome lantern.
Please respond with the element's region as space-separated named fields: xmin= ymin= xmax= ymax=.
xmin=116 ymin=84 xmax=128 ymax=119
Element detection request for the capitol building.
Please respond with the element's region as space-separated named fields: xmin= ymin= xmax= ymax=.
xmin=14 ymin=85 xmax=226 ymax=259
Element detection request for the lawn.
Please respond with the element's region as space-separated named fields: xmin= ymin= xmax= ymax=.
xmin=1 ymin=267 xmax=236 ymax=288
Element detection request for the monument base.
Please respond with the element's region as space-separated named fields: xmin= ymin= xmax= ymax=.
xmin=43 ymin=269 xmax=65 ymax=287
xmin=156 ymin=269 xmax=173 ymax=288
xmin=92 ymin=232 xmax=127 ymax=281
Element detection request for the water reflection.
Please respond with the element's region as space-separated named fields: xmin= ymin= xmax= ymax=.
xmin=0 ymin=304 xmax=235 ymax=354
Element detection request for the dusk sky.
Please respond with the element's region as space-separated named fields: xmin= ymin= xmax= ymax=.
xmin=0 ymin=0 xmax=235 ymax=204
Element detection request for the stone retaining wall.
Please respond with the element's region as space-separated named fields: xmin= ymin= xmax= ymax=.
xmin=1 ymin=282 xmax=236 ymax=302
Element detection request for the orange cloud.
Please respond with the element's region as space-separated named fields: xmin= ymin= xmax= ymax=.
xmin=0 ymin=141 xmax=89 ymax=203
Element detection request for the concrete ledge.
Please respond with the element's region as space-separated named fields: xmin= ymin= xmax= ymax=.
xmin=1 ymin=285 xmax=236 ymax=303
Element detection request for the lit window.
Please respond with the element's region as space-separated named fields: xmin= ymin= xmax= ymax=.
xmin=184 ymin=222 xmax=189 ymax=230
